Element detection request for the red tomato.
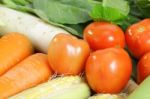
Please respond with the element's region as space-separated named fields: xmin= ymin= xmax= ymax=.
xmin=83 ymin=22 xmax=125 ymax=50
xmin=85 ymin=48 xmax=132 ymax=93
xmin=125 ymin=18 xmax=150 ymax=59
xmin=137 ymin=52 xmax=150 ymax=83
xmin=48 ymin=33 xmax=90 ymax=75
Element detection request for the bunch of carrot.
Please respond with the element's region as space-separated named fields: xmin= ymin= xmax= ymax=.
xmin=0 ymin=33 xmax=53 ymax=98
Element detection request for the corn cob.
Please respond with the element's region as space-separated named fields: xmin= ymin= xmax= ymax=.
xmin=9 ymin=76 xmax=91 ymax=99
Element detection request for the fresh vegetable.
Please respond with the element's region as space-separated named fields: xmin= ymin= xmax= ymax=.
xmin=32 ymin=0 xmax=92 ymax=24
xmin=1 ymin=0 xmax=133 ymax=37
xmin=88 ymin=93 xmax=127 ymax=99
xmin=137 ymin=52 xmax=150 ymax=83
xmin=0 ymin=33 xmax=33 ymax=76
xmin=86 ymin=48 xmax=132 ymax=93
xmin=9 ymin=76 xmax=91 ymax=99
xmin=125 ymin=18 xmax=150 ymax=59
xmin=1 ymin=0 xmax=150 ymax=98
xmin=90 ymin=0 xmax=130 ymax=22
xmin=0 ymin=5 xmax=69 ymax=53
xmin=48 ymin=33 xmax=90 ymax=75
xmin=0 ymin=53 xmax=52 ymax=98
xmin=130 ymin=0 xmax=150 ymax=18
xmin=127 ymin=76 xmax=150 ymax=99
xmin=137 ymin=0 xmax=150 ymax=17
xmin=84 ymin=22 xmax=125 ymax=50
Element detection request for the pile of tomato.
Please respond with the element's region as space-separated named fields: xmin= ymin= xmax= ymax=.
xmin=48 ymin=18 xmax=150 ymax=94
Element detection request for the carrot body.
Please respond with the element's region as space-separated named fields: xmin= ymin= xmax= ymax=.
xmin=0 ymin=33 xmax=33 ymax=76
xmin=0 ymin=53 xmax=52 ymax=98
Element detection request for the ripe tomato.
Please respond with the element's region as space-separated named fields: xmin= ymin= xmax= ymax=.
xmin=137 ymin=52 xmax=150 ymax=84
xmin=48 ymin=33 xmax=90 ymax=75
xmin=125 ymin=18 xmax=150 ymax=59
xmin=83 ymin=22 xmax=125 ymax=50
xmin=85 ymin=48 xmax=132 ymax=93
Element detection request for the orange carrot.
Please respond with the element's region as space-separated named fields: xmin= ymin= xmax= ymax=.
xmin=0 ymin=33 xmax=33 ymax=76
xmin=0 ymin=53 xmax=52 ymax=98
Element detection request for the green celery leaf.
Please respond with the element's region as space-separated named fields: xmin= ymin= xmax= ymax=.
xmin=90 ymin=0 xmax=130 ymax=22
xmin=103 ymin=0 xmax=129 ymax=16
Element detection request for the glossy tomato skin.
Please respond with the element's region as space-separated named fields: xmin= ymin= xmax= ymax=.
xmin=83 ymin=22 xmax=125 ymax=50
xmin=48 ymin=33 xmax=90 ymax=75
xmin=125 ymin=19 xmax=150 ymax=59
xmin=86 ymin=48 xmax=132 ymax=93
xmin=137 ymin=52 xmax=150 ymax=84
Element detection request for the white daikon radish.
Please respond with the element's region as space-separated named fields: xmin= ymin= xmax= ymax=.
xmin=0 ymin=6 xmax=69 ymax=53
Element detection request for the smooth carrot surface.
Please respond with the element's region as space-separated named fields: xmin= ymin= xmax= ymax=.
xmin=0 ymin=53 xmax=52 ymax=98
xmin=0 ymin=33 xmax=33 ymax=76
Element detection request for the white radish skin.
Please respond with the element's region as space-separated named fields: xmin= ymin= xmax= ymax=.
xmin=0 ymin=6 xmax=69 ymax=53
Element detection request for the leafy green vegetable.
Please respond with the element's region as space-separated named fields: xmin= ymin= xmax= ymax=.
xmin=90 ymin=0 xmax=130 ymax=22
xmin=33 ymin=0 xmax=92 ymax=24
xmin=33 ymin=9 xmax=84 ymax=37
xmin=103 ymin=0 xmax=129 ymax=16
xmin=136 ymin=0 xmax=150 ymax=17
xmin=2 ymin=0 xmax=33 ymax=12
xmin=128 ymin=0 xmax=143 ymax=18
xmin=129 ymin=0 xmax=150 ymax=18
xmin=10 ymin=0 xmax=29 ymax=5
